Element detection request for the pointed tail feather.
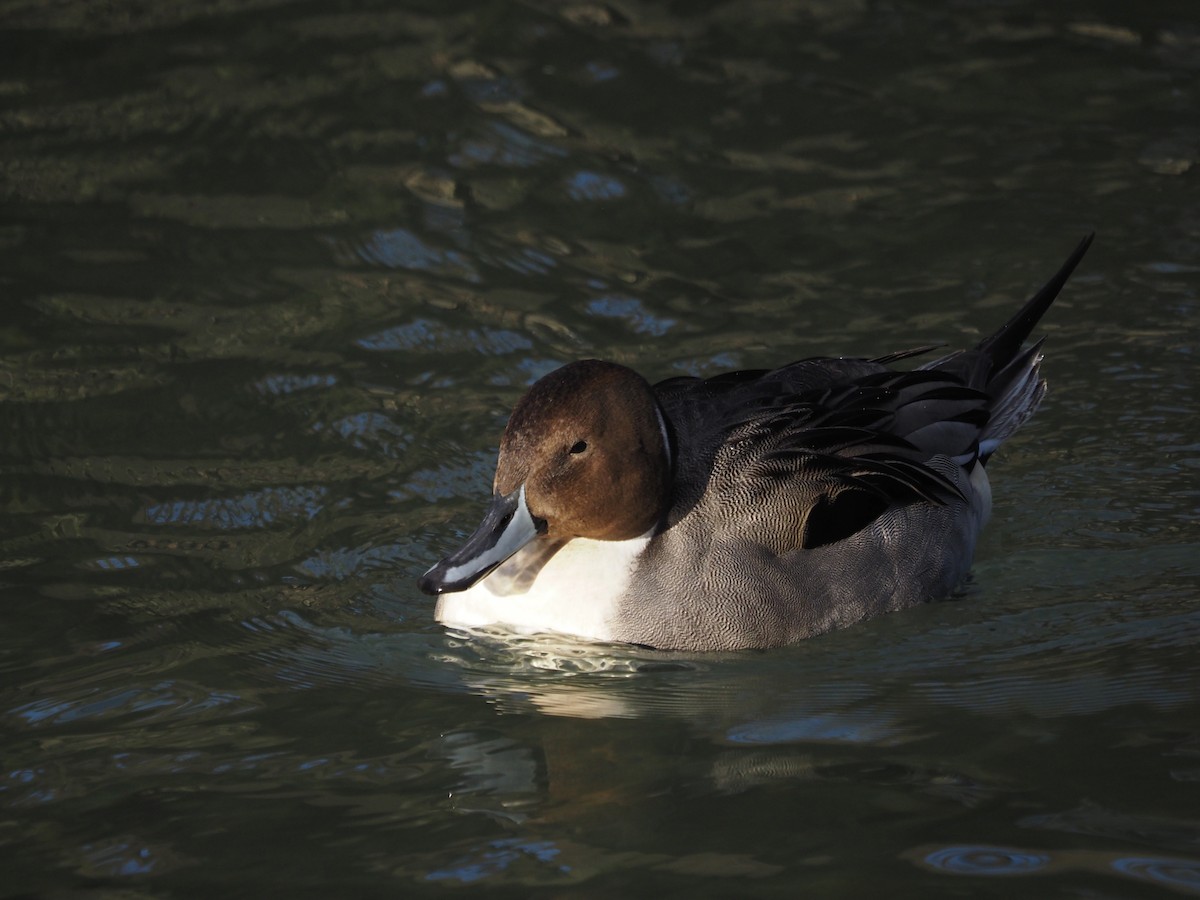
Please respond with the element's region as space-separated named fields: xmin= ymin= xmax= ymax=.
xmin=977 ymin=232 xmax=1094 ymax=369
xmin=923 ymin=233 xmax=1094 ymax=389
xmin=921 ymin=234 xmax=1094 ymax=462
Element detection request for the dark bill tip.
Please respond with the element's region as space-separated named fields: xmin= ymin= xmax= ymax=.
xmin=417 ymin=485 xmax=539 ymax=597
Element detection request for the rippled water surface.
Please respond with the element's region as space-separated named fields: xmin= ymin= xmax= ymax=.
xmin=2 ymin=0 xmax=1199 ymax=896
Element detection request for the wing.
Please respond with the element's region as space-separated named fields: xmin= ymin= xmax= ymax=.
xmin=671 ymin=367 xmax=992 ymax=550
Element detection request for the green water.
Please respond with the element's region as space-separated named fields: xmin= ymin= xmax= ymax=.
xmin=2 ymin=0 xmax=1198 ymax=896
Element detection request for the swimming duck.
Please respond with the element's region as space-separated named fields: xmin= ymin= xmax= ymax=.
xmin=420 ymin=235 xmax=1093 ymax=650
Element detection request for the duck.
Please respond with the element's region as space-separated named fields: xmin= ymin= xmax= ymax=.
xmin=419 ymin=235 xmax=1094 ymax=651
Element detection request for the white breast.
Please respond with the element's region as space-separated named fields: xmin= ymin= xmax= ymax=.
xmin=434 ymin=531 xmax=652 ymax=641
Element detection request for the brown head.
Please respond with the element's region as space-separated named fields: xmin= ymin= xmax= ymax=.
xmin=496 ymin=359 xmax=672 ymax=541
xmin=419 ymin=359 xmax=673 ymax=595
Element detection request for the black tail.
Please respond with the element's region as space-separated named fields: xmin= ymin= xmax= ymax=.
xmin=922 ymin=234 xmax=1094 ymax=460
xmin=924 ymin=234 xmax=1094 ymax=387
xmin=977 ymin=233 xmax=1094 ymax=370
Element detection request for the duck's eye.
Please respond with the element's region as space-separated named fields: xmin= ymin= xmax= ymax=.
xmin=569 ymin=440 xmax=588 ymax=455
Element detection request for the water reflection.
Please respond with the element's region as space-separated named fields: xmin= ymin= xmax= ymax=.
xmin=921 ymin=844 xmax=1050 ymax=875
xmin=141 ymin=485 xmax=328 ymax=529
xmin=350 ymin=227 xmax=480 ymax=281
xmin=565 ymin=170 xmax=628 ymax=201
xmin=403 ymin=581 xmax=1200 ymax=726
xmin=426 ymin=837 xmax=570 ymax=884
xmin=356 ymin=319 xmax=532 ymax=355
xmin=1022 ymin=802 xmax=1200 ymax=858
xmin=74 ymin=836 xmax=185 ymax=879
xmin=913 ymin=843 xmax=1200 ymax=895
xmin=725 ymin=711 xmax=904 ymax=746
xmin=423 ymin=834 xmax=786 ymax=886
xmin=586 ymin=293 xmax=676 ymax=335
xmin=1112 ymin=856 xmax=1200 ymax=893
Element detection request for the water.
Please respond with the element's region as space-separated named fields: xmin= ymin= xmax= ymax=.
xmin=2 ymin=0 xmax=1198 ymax=895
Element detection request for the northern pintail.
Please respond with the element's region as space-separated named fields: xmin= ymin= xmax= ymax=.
xmin=420 ymin=235 xmax=1093 ymax=650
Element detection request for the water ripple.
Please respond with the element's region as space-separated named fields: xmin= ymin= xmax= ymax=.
xmin=586 ymin=294 xmax=676 ymax=335
xmin=426 ymin=838 xmax=568 ymax=884
xmin=317 ymin=411 xmax=410 ymax=456
xmin=725 ymin=711 xmax=902 ymax=746
xmin=912 ymin=843 xmax=1200 ymax=893
xmin=9 ymin=679 xmax=251 ymax=729
xmin=141 ymin=485 xmax=328 ymax=530
xmin=566 ymin=170 xmax=627 ymax=201
xmin=1021 ymin=802 xmax=1200 ymax=854
xmin=356 ymin=318 xmax=532 ymax=356
xmin=253 ymin=372 xmax=338 ymax=396
xmin=920 ymin=844 xmax=1051 ymax=875
xmin=1112 ymin=855 xmax=1200 ymax=893
xmin=74 ymin=835 xmax=187 ymax=878
xmin=351 ymin=227 xmax=480 ymax=281
xmin=449 ymin=121 xmax=567 ymax=169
